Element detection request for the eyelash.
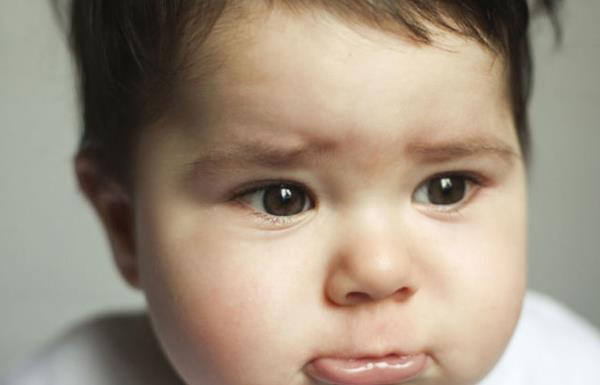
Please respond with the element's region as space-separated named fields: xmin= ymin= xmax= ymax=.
xmin=229 ymin=171 xmax=485 ymax=225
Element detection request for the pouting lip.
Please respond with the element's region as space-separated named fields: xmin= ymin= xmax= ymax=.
xmin=303 ymin=352 xmax=430 ymax=385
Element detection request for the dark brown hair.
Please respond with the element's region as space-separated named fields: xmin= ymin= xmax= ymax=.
xmin=53 ymin=0 xmax=562 ymax=189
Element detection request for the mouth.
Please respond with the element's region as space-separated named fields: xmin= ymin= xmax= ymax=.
xmin=303 ymin=352 xmax=429 ymax=385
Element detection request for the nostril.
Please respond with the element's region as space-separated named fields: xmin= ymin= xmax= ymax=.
xmin=393 ymin=287 xmax=414 ymax=301
xmin=346 ymin=291 xmax=370 ymax=304
xmin=344 ymin=287 xmax=415 ymax=305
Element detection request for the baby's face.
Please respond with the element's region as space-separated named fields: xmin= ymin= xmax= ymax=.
xmin=131 ymin=6 xmax=526 ymax=385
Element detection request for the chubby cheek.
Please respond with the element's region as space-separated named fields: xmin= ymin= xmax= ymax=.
xmin=421 ymin=187 xmax=527 ymax=384
xmin=136 ymin=205 xmax=317 ymax=385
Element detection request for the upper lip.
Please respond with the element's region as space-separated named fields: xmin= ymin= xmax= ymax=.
xmin=308 ymin=348 xmax=425 ymax=361
xmin=306 ymin=328 xmax=427 ymax=361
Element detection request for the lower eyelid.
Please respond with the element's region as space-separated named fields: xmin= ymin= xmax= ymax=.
xmin=251 ymin=211 xmax=295 ymax=225
xmin=236 ymin=205 xmax=313 ymax=230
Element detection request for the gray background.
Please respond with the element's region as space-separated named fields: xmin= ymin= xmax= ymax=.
xmin=1 ymin=0 xmax=599 ymax=378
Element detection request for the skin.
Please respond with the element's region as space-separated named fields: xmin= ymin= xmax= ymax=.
xmin=77 ymin=4 xmax=527 ymax=385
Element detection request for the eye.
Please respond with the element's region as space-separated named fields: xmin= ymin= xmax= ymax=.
xmin=412 ymin=174 xmax=477 ymax=207
xmin=237 ymin=183 xmax=314 ymax=217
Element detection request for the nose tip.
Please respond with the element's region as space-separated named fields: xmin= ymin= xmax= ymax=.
xmin=325 ymin=223 xmax=418 ymax=306
xmin=326 ymin=252 xmax=417 ymax=306
xmin=325 ymin=206 xmax=418 ymax=307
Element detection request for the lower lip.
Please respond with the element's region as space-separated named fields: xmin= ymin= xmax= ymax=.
xmin=304 ymin=353 xmax=428 ymax=385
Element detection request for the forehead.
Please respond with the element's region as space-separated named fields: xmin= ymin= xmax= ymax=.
xmin=169 ymin=4 xmax=515 ymax=162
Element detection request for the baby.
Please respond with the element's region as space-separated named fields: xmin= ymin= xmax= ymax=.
xmin=4 ymin=0 xmax=600 ymax=385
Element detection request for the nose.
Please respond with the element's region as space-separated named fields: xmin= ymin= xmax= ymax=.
xmin=325 ymin=208 xmax=417 ymax=306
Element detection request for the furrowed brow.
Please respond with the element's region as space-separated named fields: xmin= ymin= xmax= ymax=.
xmin=187 ymin=134 xmax=520 ymax=177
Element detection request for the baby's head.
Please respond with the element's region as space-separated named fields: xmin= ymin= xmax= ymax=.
xmin=66 ymin=1 xmax=559 ymax=384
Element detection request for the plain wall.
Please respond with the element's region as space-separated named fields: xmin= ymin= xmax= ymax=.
xmin=1 ymin=0 xmax=599 ymax=378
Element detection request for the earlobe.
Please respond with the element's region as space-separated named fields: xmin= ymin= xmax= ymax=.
xmin=74 ymin=151 xmax=141 ymax=290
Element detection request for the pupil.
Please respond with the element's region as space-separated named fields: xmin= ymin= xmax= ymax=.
xmin=427 ymin=176 xmax=466 ymax=205
xmin=263 ymin=184 xmax=306 ymax=216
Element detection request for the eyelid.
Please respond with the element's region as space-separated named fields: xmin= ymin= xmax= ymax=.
xmin=230 ymin=180 xmax=316 ymax=204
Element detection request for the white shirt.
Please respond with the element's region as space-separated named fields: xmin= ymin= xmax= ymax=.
xmin=3 ymin=290 xmax=600 ymax=385
xmin=479 ymin=291 xmax=600 ymax=384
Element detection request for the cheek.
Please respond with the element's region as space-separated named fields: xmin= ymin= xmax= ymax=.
xmin=416 ymin=181 xmax=527 ymax=383
xmin=135 ymin=206 xmax=317 ymax=385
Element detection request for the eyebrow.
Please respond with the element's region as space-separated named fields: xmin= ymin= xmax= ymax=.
xmin=186 ymin=135 xmax=520 ymax=176
xmin=186 ymin=140 xmax=336 ymax=176
xmin=404 ymin=136 xmax=520 ymax=163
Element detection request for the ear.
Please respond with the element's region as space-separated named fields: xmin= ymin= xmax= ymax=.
xmin=74 ymin=151 xmax=141 ymax=289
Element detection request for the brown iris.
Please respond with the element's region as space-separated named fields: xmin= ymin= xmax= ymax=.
xmin=427 ymin=176 xmax=467 ymax=205
xmin=262 ymin=184 xmax=307 ymax=216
